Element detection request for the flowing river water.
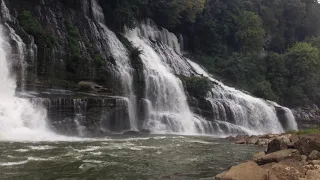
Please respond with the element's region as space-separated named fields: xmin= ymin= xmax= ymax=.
xmin=0 ymin=136 xmax=264 ymax=180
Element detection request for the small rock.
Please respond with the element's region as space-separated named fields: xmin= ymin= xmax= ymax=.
xmin=267 ymin=139 xmax=288 ymax=154
xmin=310 ymin=160 xmax=320 ymax=166
xmin=302 ymin=168 xmax=320 ymax=180
xmin=248 ymin=136 xmax=259 ymax=144
xmin=308 ymin=150 xmax=320 ymax=160
xmin=256 ymin=139 xmax=269 ymax=146
xmin=254 ymin=149 xmax=301 ymax=165
xmin=215 ymin=161 xmax=268 ymax=180
xmin=302 ymin=155 xmax=308 ymax=165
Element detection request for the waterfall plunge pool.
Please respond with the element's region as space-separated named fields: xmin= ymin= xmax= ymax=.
xmin=0 ymin=136 xmax=264 ymax=180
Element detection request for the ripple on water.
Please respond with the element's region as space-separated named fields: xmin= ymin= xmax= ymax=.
xmin=29 ymin=145 xmax=55 ymax=150
xmin=15 ymin=149 xmax=29 ymax=152
xmin=0 ymin=160 xmax=28 ymax=166
xmin=70 ymin=146 xmax=101 ymax=152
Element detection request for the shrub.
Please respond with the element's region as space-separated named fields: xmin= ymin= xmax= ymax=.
xmin=183 ymin=76 xmax=212 ymax=98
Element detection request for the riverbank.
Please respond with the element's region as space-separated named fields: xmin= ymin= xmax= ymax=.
xmin=217 ymin=131 xmax=320 ymax=180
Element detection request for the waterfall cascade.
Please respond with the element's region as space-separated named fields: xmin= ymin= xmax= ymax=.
xmin=126 ymin=20 xmax=297 ymax=135
xmin=0 ymin=0 xmax=298 ymax=141
xmin=125 ymin=22 xmax=209 ymax=135
xmin=0 ymin=23 xmax=53 ymax=141
xmin=90 ymin=0 xmax=137 ymax=130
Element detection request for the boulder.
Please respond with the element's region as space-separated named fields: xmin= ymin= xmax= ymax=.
xmin=267 ymin=139 xmax=288 ymax=154
xmin=256 ymin=139 xmax=270 ymax=146
xmin=308 ymin=150 xmax=320 ymax=160
xmin=78 ymin=81 xmax=108 ymax=92
xmin=78 ymin=81 xmax=97 ymax=91
xmin=215 ymin=161 xmax=268 ymax=180
xmin=254 ymin=149 xmax=301 ymax=165
xmin=277 ymin=135 xmax=291 ymax=144
xmin=248 ymin=136 xmax=259 ymax=144
xmin=294 ymin=138 xmax=320 ymax=156
xmin=234 ymin=135 xmax=250 ymax=144
xmin=269 ymin=160 xmax=304 ymax=180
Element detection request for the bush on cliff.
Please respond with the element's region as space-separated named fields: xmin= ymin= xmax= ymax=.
xmin=183 ymin=76 xmax=212 ymax=98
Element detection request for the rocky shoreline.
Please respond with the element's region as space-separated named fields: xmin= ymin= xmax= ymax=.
xmin=216 ymin=133 xmax=320 ymax=180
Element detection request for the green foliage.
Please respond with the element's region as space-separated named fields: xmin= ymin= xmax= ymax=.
xmin=235 ymin=11 xmax=265 ymax=52
xmin=253 ymin=81 xmax=278 ymax=101
xmin=289 ymin=128 xmax=320 ymax=135
xmin=284 ymin=42 xmax=320 ymax=105
xmin=93 ymin=54 xmax=105 ymax=67
xmin=183 ymin=76 xmax=212 ymax=98
xmin=19 ymin=10 xmax=57 ymax=48
xmin=65 ymin=20 xmax=81 ymax=73
xmin=19 ymin=10 xmax=43 ymax=36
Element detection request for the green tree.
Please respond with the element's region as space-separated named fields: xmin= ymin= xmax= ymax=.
xmin=285 ymin=42 xmax=320 ymax=105
xmin=235 ymin=11 xmax=265 ymax=52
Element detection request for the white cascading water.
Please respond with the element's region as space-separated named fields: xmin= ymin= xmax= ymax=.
xmin=0 ymin=24 xmax=53 ymax=141
xmin=90 ymin=0 xmax=137 ymax=130
xmin=0 ymin=1 xmax=69 ymax=141
xmin=6 ymin=24 xmax=27 ymax=90
xmin=187 ymin=60 xmax=298 ymax=134
xmin=125 ymin=21 xmax=209 ymax=135
xmin=126 ymin=19 xmax=297 ymax=135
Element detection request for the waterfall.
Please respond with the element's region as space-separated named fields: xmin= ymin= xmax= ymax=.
xmin=187 ymin=60 xmax=298 ymax=134
xmin=90 ymin=0 xmax=137 ymax=130
xmin=73 ymin=99 xmax=87 ymax=137
xmin=0 ymin=24 xmax=53 ymax=141
xmin=6 ymin=24 xmax=27 ymax=90
xmin=125 ymin=21 xmax=208 ymax=135
xmin=125 ymin=19 xmax=297 ymax=135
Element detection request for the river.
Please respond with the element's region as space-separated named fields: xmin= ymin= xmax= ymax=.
xmin=0 ymin=135 xmax=263 ymax=180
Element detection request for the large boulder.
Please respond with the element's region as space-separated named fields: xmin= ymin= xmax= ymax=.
xmin=267 ymin=139 xmax=288 ymax=154
xmin=254 ymin=149 xmax=301 ymax=165
xmin=269 ymin=159 xmax=305 ymax=180
xmin=294 ymin=138 xmax=320 ymax=156
xmin=215 ymin=161 xmax=268 ymax=180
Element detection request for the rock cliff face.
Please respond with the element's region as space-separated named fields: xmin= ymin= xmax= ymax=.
xmin=4 ymin=0 xmax=127 ymax=92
